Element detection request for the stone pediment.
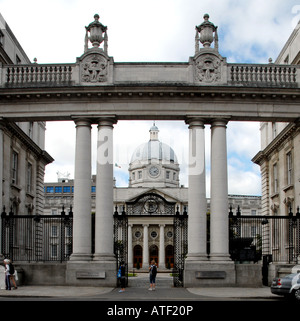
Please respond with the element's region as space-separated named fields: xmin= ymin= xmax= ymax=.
xmin=126 ymin=190 xmax=180 ymax=215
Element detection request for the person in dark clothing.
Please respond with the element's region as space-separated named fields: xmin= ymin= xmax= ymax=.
xmin=149 ymin=260 xmax=157 ymax=291
xmin=119 ymin=261 xmax=126 ymax=292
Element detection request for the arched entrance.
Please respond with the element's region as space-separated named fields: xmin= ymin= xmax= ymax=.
xmin=133 ymin=245 xmax=143 ymax=269
xmin=149 ymin=245 xmax=159 ymax=266
xmin=165 ymin=245 xmax=174 ymax=269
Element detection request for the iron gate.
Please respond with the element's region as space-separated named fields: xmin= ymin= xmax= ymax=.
xmin=1 ymin=206 xmax=73 ymax=262
xmin=113 ymin=206 xmax=128 ymax=287
xmin=173 ymin=207 xmax=188 ymax=287
xmin=229 ymin=206 xmax=300 ymax=285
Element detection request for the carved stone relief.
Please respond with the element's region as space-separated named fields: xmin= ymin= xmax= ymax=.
xmin=81 ymin=54 xmax=108 ymax=83
xmin=194 ymin=53 xmax=221 ymax=83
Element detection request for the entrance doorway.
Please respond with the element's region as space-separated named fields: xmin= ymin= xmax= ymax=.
xmin=133 ymin=245 xmax=143 ymax=269
xmin=149 ymin=245 xmax=159 ymax=266
xmin=165 ymin=245 xmax=174 ymax=269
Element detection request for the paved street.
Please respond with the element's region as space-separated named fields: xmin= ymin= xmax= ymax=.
xmin=0 ymin=273 xmax=279 ymax=301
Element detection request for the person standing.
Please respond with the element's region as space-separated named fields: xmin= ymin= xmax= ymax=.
xmin=8 ymin=260 xmax=17 ymax=289
xmin=119 ymin=261 xmax=126 ymax=293
xmin=4 ymin=259 xmax=11 ymax=290
xmin=148 ymin=260 xmax=157 ymax=291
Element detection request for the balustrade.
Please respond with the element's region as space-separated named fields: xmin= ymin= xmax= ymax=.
xmin=5 ymin=64 xmax=73 ymax=87
xmin=229 ymin=64 xmax=298 ymax=87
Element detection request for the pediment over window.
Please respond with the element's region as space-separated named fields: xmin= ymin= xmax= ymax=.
xmin=126 ymin=192 xmax=176 ymax=216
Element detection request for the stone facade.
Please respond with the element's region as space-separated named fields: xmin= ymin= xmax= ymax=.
xmin=253 ymin=20 xmax=300 ymax=220
xmin=0 ymin=13 xmax=53 ymax=218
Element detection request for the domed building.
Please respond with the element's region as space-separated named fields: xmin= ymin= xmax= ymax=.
xmin=43 ymin=123 xmax=262 ymax=272
xmin=129 ymin=123 xmax=180 ymax=188
xmin=116 ymin=123 xmax=186 ymax=270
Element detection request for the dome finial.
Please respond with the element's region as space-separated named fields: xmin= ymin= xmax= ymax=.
xmin=149 ymin=122 xmax=159 ymax=141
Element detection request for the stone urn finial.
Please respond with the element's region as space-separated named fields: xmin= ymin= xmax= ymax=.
xmin=195 ymin=14 xmax=218 ymax=52
xmin=84 ymin=14 xmax=108 ymax=53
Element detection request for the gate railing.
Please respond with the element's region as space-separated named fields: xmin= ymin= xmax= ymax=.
xmin=113 ymin=206 xmax=128 ymax=287
xmin=1 ymin=206 xmax=73 ymax=262
xmin=229 ymin=206 xmax=300 ymax=264
xmin=173 ymin=207 xmax=188 ymax=287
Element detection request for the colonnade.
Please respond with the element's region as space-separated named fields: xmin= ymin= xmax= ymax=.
xmin=70 ymin=117 xmax=230 ymax=264
xmin=127 ymin=224 xmax=167 ymax=268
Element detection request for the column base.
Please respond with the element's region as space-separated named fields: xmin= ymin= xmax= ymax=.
xmin=185 ymin=253 xmax=208 ymax=262
xmin=93 ymin=253 xmax=116 ymax=262
xmin=209 ymin=253 xmax=232 ymax=262
xmin=66 ymin=255 xmax=117 ymax=286
xmin=69 ymin=253 xmax=93 ymax=262
xmin=184 ymin=260 xmax=236 ymax=287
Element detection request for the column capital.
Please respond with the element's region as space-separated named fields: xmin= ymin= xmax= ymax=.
xmin=210 ymin=118 xmax=229 ymax=128
xmin=72 ymin=117 xmax=92 ymax=126
xmin=185 ymin=117 xmax=206 ymax=128
xmin=97 ymin=116 xmax=118 ymax=128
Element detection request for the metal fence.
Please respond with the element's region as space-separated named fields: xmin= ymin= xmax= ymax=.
xmin=229 ymin=206 xmax=300 ymax=264
xmin=1 ymin=206 xmax=73 ymax=262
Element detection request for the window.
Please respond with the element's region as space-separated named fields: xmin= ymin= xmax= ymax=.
xmin=167 ymin=231 xmax=173 ymax=238
xmin=55 ymin=186 xmax=62 ymax=193
xmin=135 ymin=231 xmax=141 ymax=238
xmin=11 ymin=151 xmax=18 ymax=184
xmin=51 ymin=225 xmax=58 ymax=237
xmin=166 ymin=171 xmax=170 ymax=179
xmin=28 ymin=122 xmax=33 ymax=139
xmin=151 ymin=231 xmax=157 ymax=238
xmin=16 ymin=55 xmax=21 ymax=64
xmin=251 ymin=210 xmax=256 ymax=216
xmin=51 ymin=209 xmax=58 ymax=215
xmin=26 ymin=163 xmax=32 ymax=193
xmin=91 ymin=186 xmax=96 ymax=193
xmin=138 ymin=171 xmax=142 ymax=179
xmin=273 ymin=164 xmax=278 ymax=194
xmin=272 ymin=122 xmax=277 ymax=139
xmin=46 ymin=186 xmax=54 ymax=193
xmin=63 ymin=186 xmax=71 ymax=193
xmin=286 ymin=152 xmax=292 ymax=185
xmin=0 ymin=30 xmax=4 ymax=46
xmin=51 ymin=244 xmax=58 ymax=257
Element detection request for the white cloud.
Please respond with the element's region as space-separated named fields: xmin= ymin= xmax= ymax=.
xmin=2 ymin=0 xmax=297 ymax=195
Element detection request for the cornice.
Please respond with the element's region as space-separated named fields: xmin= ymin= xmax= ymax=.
xmin=252 ymin=121 xmax=300 ymax=164
xmin=1 ymin=121 xmax=54 ymax=164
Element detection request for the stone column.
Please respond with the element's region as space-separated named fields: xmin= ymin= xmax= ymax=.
xmin=0 ymin=122 xmax=3 ymax=214
xmin=94 ymin=118 xmax=117 ymax=262
xmin=210 ymin=119 xmax=230 ymax=261
xmin=128 ymin=224 xmax=133 ymax=269
xmin=159 ymin=224 xmax=165 ymax=268
xmin=185 ymin=118 xmax=207 ymax=261
xmin=0 ymin=121 xmax=4 ymax=257
xmin=70 ymin=119 xmax=92 ymax=261
xmin=143 ymin=224 xmax=149 ymax=268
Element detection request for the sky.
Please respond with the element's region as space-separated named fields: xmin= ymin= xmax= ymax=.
xmin=1 ymin=0 xmax=300 ymax=196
